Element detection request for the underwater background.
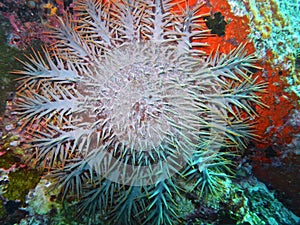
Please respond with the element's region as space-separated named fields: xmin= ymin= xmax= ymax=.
xmin=0 ymin=0 xmax=299 ymax=224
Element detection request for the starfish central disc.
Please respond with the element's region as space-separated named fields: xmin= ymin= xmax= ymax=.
xmin=90 ymin=44 xmax=200 ymax=170
xmin=107 ymin=69 xmax=171 ymax=151
xmin=98 ymin=44 xmax=197 ymax=153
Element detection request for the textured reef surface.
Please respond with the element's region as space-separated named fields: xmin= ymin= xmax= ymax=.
xmin=0 ymin=0 xmax=299 ymax=225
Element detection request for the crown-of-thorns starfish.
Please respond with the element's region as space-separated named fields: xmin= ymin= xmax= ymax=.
xmin=13 ymin=0 xmax=267 ymax=224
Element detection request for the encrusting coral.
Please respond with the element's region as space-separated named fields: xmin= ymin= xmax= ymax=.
xmin=12 ymin=0 xmax=267 ymax=224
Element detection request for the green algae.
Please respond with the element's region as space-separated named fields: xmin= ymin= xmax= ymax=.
xmin=26 ymin=179 xmax=62 ymax=215
xmin=182 ymin=176 xmax=299 ymax=225
xmin=0 ymin=198 xmax=7 ymax=221
xmin=0 ymin=151 xmax=20 ymax=170
xmin=226 ymin=178 xmax=300 ymax=225
xmin=3 ymin=168 xmax=40 ymax=204
xmin=0 ymin=134 xmax=23 ymax=169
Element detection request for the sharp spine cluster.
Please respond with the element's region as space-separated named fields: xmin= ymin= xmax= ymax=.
xmin=14 ymin=0 xmax=267 ymax=224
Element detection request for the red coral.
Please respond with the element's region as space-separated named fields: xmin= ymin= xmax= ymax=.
xmin=188 ymin=0 xmax=299 ymax=150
